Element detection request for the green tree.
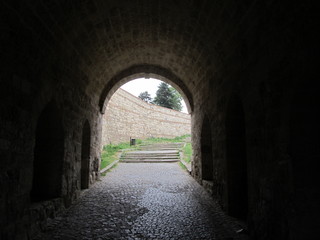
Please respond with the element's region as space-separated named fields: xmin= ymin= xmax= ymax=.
xmin=153 ymin=82 xmax=182 ymax=111
xmin=138 ymin=91 xmax=152 ymax=103
xmin=169 ymin=87 xmax=183 ymax=111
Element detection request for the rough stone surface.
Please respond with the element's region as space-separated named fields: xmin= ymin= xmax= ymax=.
xmin=102 ymin=88 xmax=191 ymax=146
xmin=34 ymin=163 xmax=247 ymax=240
xmin=0 ymin=0 xmax=319 ymax=239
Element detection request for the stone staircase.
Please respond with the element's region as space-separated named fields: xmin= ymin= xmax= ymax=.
xmin=120 ymin=143 xmax=184 ymax=163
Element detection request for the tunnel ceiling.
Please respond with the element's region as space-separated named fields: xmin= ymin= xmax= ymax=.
xmin=66 ymin=0 xmax=220 ymax=94
xmin=3 ymin=0 xmax=239 ymax=106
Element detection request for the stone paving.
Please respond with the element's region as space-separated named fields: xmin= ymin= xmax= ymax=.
xmin=35 ymin=163 xmax=248 ymax=240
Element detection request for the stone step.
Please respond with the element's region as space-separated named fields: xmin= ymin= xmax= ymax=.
xmin=140 ymin=146 xmax=183 ymax=149
xmin=121 ymin=153 xmax=180 ymax=158
xmin=124 ymin=152 xmax=179 ymax=156
xmin=124 ymin=154 xmax=179 ymax=157
xmin=125 ymin=150 xmax=178 ymax=154
xmin=121 ymin=156 xmax=180 ymax=160
xmin=120 ymin=143 xmax=183 ymax=163
xmin=126 ymin=150 xmax=179 ymax=153
xmin=120 ymin=156 xmax=179 ymax=160
xmin=121 ymin=159 xmax=180 ymax=163
xmin=139 ymin=143 xmax=184 ymax=149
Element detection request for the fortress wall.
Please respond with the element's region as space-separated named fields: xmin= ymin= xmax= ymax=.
xmin=101 ymin=88 xmax=191 ymax=145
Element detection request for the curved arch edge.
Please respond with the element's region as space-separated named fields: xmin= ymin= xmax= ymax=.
xmin=98 ymin=64 xmax=193 ymax=114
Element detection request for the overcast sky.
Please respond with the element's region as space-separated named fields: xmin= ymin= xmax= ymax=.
xmin=120 ymin=78 xmax=188 ymax=113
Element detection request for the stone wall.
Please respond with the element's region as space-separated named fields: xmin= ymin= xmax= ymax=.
xmin=1 ymin=1 xmax=319 ymax=239
xmin=101 ymin=88 xmax=191 ymax=145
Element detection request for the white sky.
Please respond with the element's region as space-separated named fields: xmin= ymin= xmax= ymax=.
xmin=120 ymin=78 xmax=188 ymax=113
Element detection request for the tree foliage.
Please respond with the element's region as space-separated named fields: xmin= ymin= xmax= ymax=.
xmin=138 ymin=91 xmax=152 ymax=103
xmin=152 ymin=82 xmax=182 ymax=111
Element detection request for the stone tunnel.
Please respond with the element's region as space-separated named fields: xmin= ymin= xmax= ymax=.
xmin=0 ymin=1 xmax=319 ymax=239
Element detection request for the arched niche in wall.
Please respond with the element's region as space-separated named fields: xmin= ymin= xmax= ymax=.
xmin=225 ymin=95 xmax=248 ymax=220
xmin=98 ymin=64 xmax=193 ymax=114
xmin=201 ymin=115 xmax=213 ymax=181
xmin=289 ymin=82 xmax=320 ymax=239
xmin=81 ymin=120 xmax=91 ymax=189
xmin=31 ymin=101 xmax=64 ymax=202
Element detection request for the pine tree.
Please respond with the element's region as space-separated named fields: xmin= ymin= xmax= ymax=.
xmin=169 ymin=87 xmax=183 ymax=111
xmin=153 ymin=82 xmax=182 ymax=111
xmin=138 ymin=91 xmax=152 ymax=103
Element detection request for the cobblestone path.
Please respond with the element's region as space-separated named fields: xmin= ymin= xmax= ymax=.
xmin=37 ymin=163 xmax=248 ymax=240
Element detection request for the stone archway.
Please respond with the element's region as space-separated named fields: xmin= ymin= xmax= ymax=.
xmin=225 ymin=95 xmax=248 ymax=220
xmin=31 ymin=101 xmax=64 ymax=202
xmin=81 ymin=120 xmax=91 ymax=189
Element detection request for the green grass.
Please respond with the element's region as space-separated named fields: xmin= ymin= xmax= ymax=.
xmin=100 ymin=142 xmax=131 ymax=170
xmin=142 ymin=134 xmax=191 ymax=144
xmin=136 ymin=139 xmax=142 ymax=145
xmin=182 ymin=142 xmax=192 ymax=163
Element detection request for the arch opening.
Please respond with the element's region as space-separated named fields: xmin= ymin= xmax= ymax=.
xmin=81 ymin=120 xmax=91 ymax=190
xmin=121 ymin=78 xmax=188 ymax=113
xmin=98 ymin=64 xmax=193 ymax=115
xmin=201 ymin=116 xmax=213 ymax=181
xmin=31 ymin=102 xmax=64 ymax=202
xmin=225 ymin=96 xmax=248 ymax=220
xmin=101 ymin=78 xmax=191 ymax=144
